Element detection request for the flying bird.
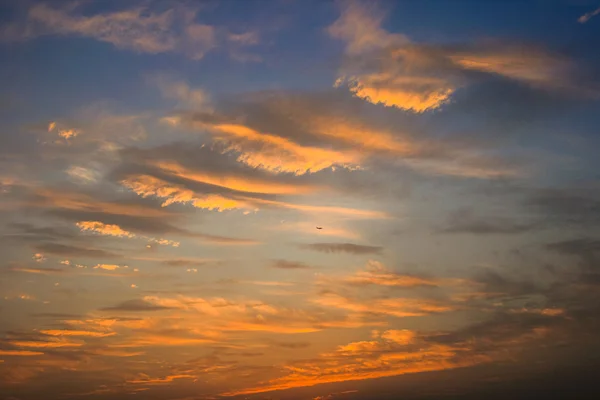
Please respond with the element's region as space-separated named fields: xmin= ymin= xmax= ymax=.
xmin=316 ymin=227 xmax=323 ymax=230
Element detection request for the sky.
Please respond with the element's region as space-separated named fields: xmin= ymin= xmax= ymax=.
xmin=1 ymin=0 xmax=600 ymax=399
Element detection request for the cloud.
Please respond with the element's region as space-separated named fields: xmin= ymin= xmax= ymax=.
xmin=149 ymin=74 xmax=211 ymax=109
xmin=153 ymin=160 xmax=318 ymax=195
xmin=578 ymin=6 xmax=600 ymax=23
xmin=159 ymin=258 xmax=213 ymax=268
xmin=7 ymin=339 xmax=83 ymax=349
xmin=0 ymin=350 xmax=44 ymax=356
xmin=32 ymin=253 xmax=46 ymax=263
xmin=195 ymin=121 xmax=362 ymax=175
xmin=314 ymin=293 xmax=454 ymax=318
xmin=126 ymin=373 xmax=196 ymax=386
xmin=34 ymin=243 xmax=121 ymax=259
xmin=38 ymin=330 xmax=115 ymax=338
xmin=330 ymin=1 xmax=579 ymax=113
xmin=114 ymin=147 xmax=387 ymax=219
xmin=77 ymin=221 xmax=135 ymax=238
xmin=121 ymin=174 xmax=251 ymax=211
xmin=439 ymin=208 xmax=537 ymax=234
xmin=99 ymin=299 xmax=176 ymax=312
xmin=66 ymin=166 xmax=100 ymax=183
xmin=222 ymin=328 xmax=482 ymax=396
xmin=8 ymin=266 xmax=66 ymax=275
xmin=27 ymin=186 xmax=171 ymax=218
xmin=170 ymin=89 xmax=528 ymax=181
xmin=271 ymin=259 xmax=312 ymax=270
xmin=300 ymin=242 xmax=382 ymax=254
xmin=341 ymin=260 xmax=438 ymax=287
xmin=93 ymin=264 xmax=122 ymax=271
xmin=273 ymin=341 xmax=311 ymax=349
xmin=1 ymin=3 xmax=261 ymax=61
xmin=547 ymin=238 xmax=600 ymax=257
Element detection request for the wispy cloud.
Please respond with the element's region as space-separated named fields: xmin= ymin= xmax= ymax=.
xmin=1 ymin=3 xmax=260 ymax=61
xmin=578 ymin=6 xmax=600 ymax=23
xmin=300 ymin=242 xmax=382 ymax=255
xmin=9 ymin=266 xmax=66 ymax=275
xmin=271 ymin=259 xmax=312 ymax=270
xmin=340 ymin=260 xmax=439 ymax=287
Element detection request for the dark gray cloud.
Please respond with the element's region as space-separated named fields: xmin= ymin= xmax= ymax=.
xmin=300 ymin=243 xmax=382 ymax=254
xmin=439 ymin=208 xmax=538 ymax=235
xmin=546 ymin=238 xmax=600 ymax=271
xmin=160 ymin=259 xmax=210 ymax=268
xmin=526 ymin=186 xmax=600 ymax=227
xmin=99 ymin=299 xmax=174 ymax=312
xmin=270 ymin=259 xmax=312 ymax=269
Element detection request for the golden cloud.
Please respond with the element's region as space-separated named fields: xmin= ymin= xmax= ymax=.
xmin=77 ymin=221 xmax=135 ymax=238
xmin=154 ymin=160 xmax=318 ymax=194
xmin=121 ymin=175 xmax=250 ymax=211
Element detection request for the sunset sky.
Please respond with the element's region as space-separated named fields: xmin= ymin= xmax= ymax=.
xmin=1 ymin=1 xmax=600 ymax=399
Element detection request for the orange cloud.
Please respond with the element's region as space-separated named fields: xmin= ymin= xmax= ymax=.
xmin=127 ymin=373 xmax=196 ymax=385
xmin=58 ymin=128 xmax=81 ymax=140
xmin=93 ymin=264 xmax=122 ymax=271
xmin=0 ymin=350 xmax=44 ymax=356
xmin=222 ymin=328 xmax=486 ymax=396
xmin=155 ymin=160 xmax=318 ymax=194
xmin=203 ymin=123 xmax=361 ymax=175
xmin=121 ymin=175 xmax=250 ymax=211
xmin=338 ymin=75 xmax=454 ymax=113
xmin=30 ymin=187 xmax=170 ymax=217
xmin=77 ymin=221 xmax=135 ymax=237
xmin=39 ymin=329 xmax=116 ymax=338
xmin=330 ymin=2 xmax=574 ymax=113
xmin=307 ymin=115 xmax=420 ymax=155
xmin=314 ymin=293 xmax=454 ymax=317
xmin=342 ymin=260 xmax=438 ymax=287
xmin=9 ymin=339 xmax=83 ymax=349
xmin=247 ymin=197 xmax=389 ymax=219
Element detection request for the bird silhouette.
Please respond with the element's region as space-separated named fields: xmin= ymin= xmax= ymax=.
xmin=316 ymin=227 xmax=323 ymax=230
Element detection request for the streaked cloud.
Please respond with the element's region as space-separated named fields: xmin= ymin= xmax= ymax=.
xmin=578 ymin=6 xmax=600 ymax=23
xmin=0 ymin=350 xmax=44 ymax=356
xmin=38 ymin=329 xmax=115 ymax=338
xmin=99 ymin=299 xmax=176 ymax=312
xmin=206 ymin=123 xmax=361 ymax=175
xmin=300 ymin=242 xmax=382 ymax=254
xmin=314 ymin=293 xmax=454 ymax=318
xmin=154 ymin=160 xmax=318 ymax=195
xmin=65 ymin=166 xmax=100 ymax=183
xmin=223 ymin=329 xmax=484 ymax=396
xmin=121 ymin=174 xmax=250 ymax=211
xmin=9 ymin=266 xmax=65 ymax=275
xmin=271 ymin=259 xmax=312 ymax=270
xmin=341 ymin=260 xmax=438 ymax=287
